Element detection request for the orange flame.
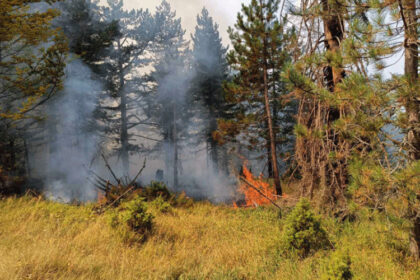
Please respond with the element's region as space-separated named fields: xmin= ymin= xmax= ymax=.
xmin=235 ymin=163 xmax=278 ymax=207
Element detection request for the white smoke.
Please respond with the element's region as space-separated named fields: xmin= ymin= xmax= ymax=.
xmin=44 ymin=59 xmax=102 ymax=202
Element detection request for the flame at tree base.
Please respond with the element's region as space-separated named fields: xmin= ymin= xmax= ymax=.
xmin=234 ymin=163 xmax=279 ymax=208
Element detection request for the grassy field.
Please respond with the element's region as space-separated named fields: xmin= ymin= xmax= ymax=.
xmin=0 ymin=196 xmax=418 ymax=280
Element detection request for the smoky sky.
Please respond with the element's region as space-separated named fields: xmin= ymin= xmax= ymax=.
xmin=109 ymin=0 xmax=251 ymax=46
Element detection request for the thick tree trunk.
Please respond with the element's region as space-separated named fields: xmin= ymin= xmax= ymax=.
xmin=320 ymin=0 xmax=346 ymax=200
xmin=400 ymin=0 xmax=420 ymax=259
xmin=322 ymin=0 xmax=345 ymax=93
xmin=402 ymin=0 xmax=420 ymax=161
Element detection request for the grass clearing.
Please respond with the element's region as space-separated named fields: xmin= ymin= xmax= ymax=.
xmin=0 ymin=196 xmax=418 ymax=279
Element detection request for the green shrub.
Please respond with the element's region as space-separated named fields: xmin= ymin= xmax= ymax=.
xmin=149 ymin=196 xmax=172 ymax=213
xmin=320 ymin=251 xmax=353 ymax=280
xmin=283 ymin=198 xmax=331 ymax=257
xmin=143 ymin=181 xmax=171 ymax=201
xmin=109 ymin=196 xmax=154 ymax=239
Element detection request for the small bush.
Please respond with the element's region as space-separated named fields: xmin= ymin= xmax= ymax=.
xmin=150 ymin=196 xmax=172 ymax=213
xmin=110 ymin=196 xmax=154 ymax=240
xmin=283 ymin=198 xmax=331 ymax=257
xmin=143 ymin=181 xmax=171 ymax=201
xmin=320 ymin=250 xmax=353 ymax=280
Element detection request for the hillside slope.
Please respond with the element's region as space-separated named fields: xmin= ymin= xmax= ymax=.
xmin=0 ymin=196 xmax=418 ymax=280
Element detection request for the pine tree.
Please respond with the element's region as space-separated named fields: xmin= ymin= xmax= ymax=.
xmin=190 ymin=8 xmax=228 ymax=173
xmin=394 ymin=0 xmax=419 ymax=259
xmin=0 ymin=0 xmax=68 ymax=185
xmin=150 ymin=1 xmax=189 ymax=190
xmin=218 ymin=0 xmax=294 ymax=195
xmin=102 ymin=0 xmax=160 ymax=174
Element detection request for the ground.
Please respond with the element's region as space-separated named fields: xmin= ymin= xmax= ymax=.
xmin=0 ymin=196 xmax=418 ymax=279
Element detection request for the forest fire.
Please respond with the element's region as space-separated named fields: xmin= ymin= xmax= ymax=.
xmin=234 ymin=163 xmax=278 ymax=208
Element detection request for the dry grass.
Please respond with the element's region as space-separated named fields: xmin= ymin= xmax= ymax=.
xmin=0 ymin=196 xmax=418 ymax=280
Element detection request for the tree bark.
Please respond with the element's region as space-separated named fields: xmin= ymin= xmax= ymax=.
xmin=401 ymin=0 xmax=420 ymax=161
xmin=263 ymin=54 xmax=282 ymax=196
xmin=266 ymin=120 xmax=274 ymax=178
xmin=400 ymin=0 xmax=419 ymax=259
xmin=321 ymin=0 xmax=345 ymax=93
xmin=259 ymin=0 xmax=282 ymax=196
xmin=321 ymin=0 xmax=346 ymax=199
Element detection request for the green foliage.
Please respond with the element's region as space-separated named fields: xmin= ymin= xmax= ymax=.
xmin=349 ymin=156 xmax=420 ymax=223
xmin=0 ymin=0 xmax=68 ymax=120
xmin=320 ymin=250 xmax=353 ymax=280
xmin=218 ymin=0 xmax=296 ymax=151
xmin=283 ymin=199 xmax=331 ymax=257
xmin=149 ymin=196 xmax=172 ymax=214
xmin=348 ymin=157 xmax=393 ymax=210
xmin=110 ymin=196 xmax=154 ymax=239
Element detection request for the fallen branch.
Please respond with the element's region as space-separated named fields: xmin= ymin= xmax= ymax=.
xmin=239 ymin=176 xmax=282 ymax=210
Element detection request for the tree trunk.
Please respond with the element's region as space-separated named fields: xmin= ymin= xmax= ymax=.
xmin=210 ymin=138 xmax=219 ymax=173
xmin=400 ymin=0 xmax=420 ymax=259
xmin=263 ymin=54 xmax=282 ymax=196
xmin=402 ymin=0 xmax=420 ymax=161
xmin=321 ymin=0 xmax=346 ymax=200
xmin=259 ymin=0 xmax=282 ymax=196
xmin=24 ymin=138 xmax=31 ymax=178
xmin=266 ymin=121 xmax=273 ymax=178
xmin=321 ymin=0 xmax=345 ymax=93
xmin=118 ymin=41 xmax=129 ymax=175
xmin=173 ymin=103 xmax=179 ymax=190
xmin=209 ymin=113 xmax=219 ymax=173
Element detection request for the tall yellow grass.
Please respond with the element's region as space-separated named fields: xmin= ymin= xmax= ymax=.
xmin=0 ymin=196 xmax=418 ymax=279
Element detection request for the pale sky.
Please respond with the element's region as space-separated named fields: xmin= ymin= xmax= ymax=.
xmin=122 ymin=0 xmax=251 ymax=46
xmin=119 ymin=0 xmax=402 ymax=76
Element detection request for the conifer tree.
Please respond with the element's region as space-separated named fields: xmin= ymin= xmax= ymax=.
xmin=190 ymin=8 xmax=228 ymax=173
xmin=150 ymin=1 xmax=189 ymax=189
xmin=0 ymin=0 xmax=68 ymax=183
xmin=219 ymin=0 xmax=294 ymax=195
xmin=102 ymin=0 xmax=161 ymax=174
xmin=395 ymin=0 xmax=419 ymax=259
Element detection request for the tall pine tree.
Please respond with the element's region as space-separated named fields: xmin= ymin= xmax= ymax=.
xmin=190 ymin=8 xmax=228 ymax=173
xmin=219 ymin=0 xmax=295 ymax=195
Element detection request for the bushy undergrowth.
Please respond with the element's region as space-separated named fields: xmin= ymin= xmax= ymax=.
xmin=320 ymin=250 xmax=353 ymax=280
xmin=149 ymin=196 xmax=172 ymax=213
xmin=109 ymin=196 xmax=154 ymax=241
xmin=283 ymin=198 xmax=331 ymax=257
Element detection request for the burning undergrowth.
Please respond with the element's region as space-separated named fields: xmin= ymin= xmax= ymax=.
xmin=233 ymin=162 xmax=285 ymax=209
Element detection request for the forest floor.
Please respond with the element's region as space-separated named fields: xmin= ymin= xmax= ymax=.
xmin=0 ymin=195 xmax=418 ymax=280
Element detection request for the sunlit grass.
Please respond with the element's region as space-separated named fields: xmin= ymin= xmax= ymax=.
xmin=0 ymin=196 xmax=418 ymax=279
